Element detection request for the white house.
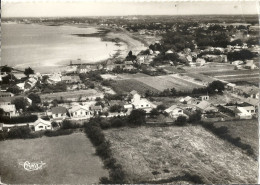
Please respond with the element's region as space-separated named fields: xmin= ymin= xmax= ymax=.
xmin=196 ymin=58 xmax=206 ymax=66
xmin=234 ymin=107 xmax=252 ymax=119
xmin=127 ymin=90 xmax=156 ymax=113
xmin=199 ymin=95 xmax=209 ymax=101
xmin=165 ymin=105 xmax=187 ymax=118
xmin=33 ymin=118 xmax=53 ymax=131
xmin=69 ymin=105 xmax=92 ymax=120
xmin=51 ymin=106 xmax=68 ymax=122
xmin=0 ymin=103 xmax=18 ymax=117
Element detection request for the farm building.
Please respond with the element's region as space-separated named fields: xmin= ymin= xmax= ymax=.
xmin=32 ymin=118 xmax=53 ymax=132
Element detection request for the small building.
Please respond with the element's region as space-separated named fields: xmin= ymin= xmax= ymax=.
xmin=226 ymin=83 xmax=236 ymax=91
xmin=199 ymin=95 xmax=209 ymax=101
xmin=0 ymin=98 xmax=18 ymax=117
xmin=165 ymin=105 xmax=186 ymax=118
xmin=90 ymin=105 xmax=103 ymax=115
xmin=61 ymin=75 xmax=81 ymax=84
xmin=244 ymin=60 xmax=258 ymax=70
xmin=128 ymin=90 xmax=156 ymax=113
xmin=0 ymin=92 xmax=14 ymax=98
xmin=234 ymin=107 xmax=252 ymax=119
xmin=32 ymin=118 xmax=53 ymax=131
xmin=232 ymin=60 xmax=243 ymax=66
xmin=196 ymin=58 xmax=206 ymax=66
xmin=51 ymin=106 xmax=68 ymax=122
xmin=196 ymin=101 xmax=218 ymax=113
xmin=69 ymin=105 xmax=92 ymax=119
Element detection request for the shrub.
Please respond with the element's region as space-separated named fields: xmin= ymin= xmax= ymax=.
xmin=44 ymin=129 xmax=73 ymax=137
xmin=110 ymin=118 xmax=125 ymax=128
xmin=175 ymin=116 xmax=187 ymax=126
xmin=61 ymin=120 xmax=75 ymax=129
xmin=0 ymin=115 xmax=38 ymax=124
xmin=128 ymin=109 xmax=146 ymax=126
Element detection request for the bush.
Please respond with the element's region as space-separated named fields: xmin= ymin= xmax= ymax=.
xmin=110 ymin=117 xmax=124 ymax=128
xmin=175 ymin=116 xmax=187 ymax=126
xmin=61 ymin=120 xmax=75 ymax=129
xmin=128 ymin=109 xmax=146 ymax=126
xmin=44 ymin=129 xmax=73 ymax=137
xmin=6 ymin=126 xmax=32 ymax=139
xmin=0 ymin=115 xmax=38 ymax=124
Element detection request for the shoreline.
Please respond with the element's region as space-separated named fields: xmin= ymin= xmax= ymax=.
xmin=4 ymin=22 xmax=147 ymax=73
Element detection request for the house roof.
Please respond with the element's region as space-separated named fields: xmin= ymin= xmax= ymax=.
xmin=51 ymin=106 xmax=67 ymax=114
xmin=69 ymin=105 xmax=89 ymax=113
xmin=130 ymin=90 xmax=138 ymax=95
xmin=165 ymin=105 xmax=182 ymax=113
xmin=244 ymin=98 xmax=258 ymax=106
xmin=33 ymin=118 xmax=51 ymax=127
xmin=196 ymin=101 xmax=211 ymax=110
xmin=90 ymin=105 xmax=102 ymax=110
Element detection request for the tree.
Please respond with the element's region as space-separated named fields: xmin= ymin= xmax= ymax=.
xmin=128 ymin=109 xmax=146 ymax=125
xmin=207 ymin=81 xmax=225 ymax=93
xmin=7 ymin=86 xmax=21 ymax=95
xmin=109 ymin=104 xmax=123 ymax=113
xmin=1 ymin=66 xmax=12 ymax=73
xmin=157 ymin=104 xmax=166 ymax=112
xmin=175 ymin=116 xmax=187 ymax=126
xmin=150 ymin=108 xmax=160 ymax=118
xmin=0 ymin=108 xmax=4 ymax=117
xmin=12 ymin=98 xmax=28 ymax=111
xmin=24 ymin=67 xmax=34 ymax=77
xmin=28 ymin=93 xmax=41 ymax=104
xmin=188 ymin=111 xmax=202 ymax=123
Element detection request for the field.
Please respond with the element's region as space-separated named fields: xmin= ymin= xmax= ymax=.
xmin=110 ymin=79 xmax=160 ymax=95
xmin=104 ymin=126 xmax=257 ymax=184
xmin=212 ymin=119 xmax=258 ymax=155
xmin=201 ymin=69 xmax=259 ymax=86
xmin=40 ymin=89 xmax=102 ymax=101
xmin=0 ymin=133 xmax=108 ymax=184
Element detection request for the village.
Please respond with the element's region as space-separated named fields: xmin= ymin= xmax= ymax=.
xmin=1 ymin=6 xmax=260 ymax=184
xmin=0 ymin=35 xmax=259 ymax=133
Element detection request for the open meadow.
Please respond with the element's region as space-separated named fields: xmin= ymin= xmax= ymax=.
xmin=104 ymin=126 xmax=257 ymax=184
xmin=110 ymin=79 xmax=160 ymax=95
xmin=0 ymin=133 xmax=108 ymax=184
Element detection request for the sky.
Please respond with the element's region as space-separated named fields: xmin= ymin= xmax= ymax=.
xmin=1 ymin=0 xmax=259 ymax=17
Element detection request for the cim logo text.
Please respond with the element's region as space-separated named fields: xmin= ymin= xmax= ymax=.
xmin=19 ymin=161 xmax=46 ymax=171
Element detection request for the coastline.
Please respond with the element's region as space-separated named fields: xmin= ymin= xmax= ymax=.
xmin=3 ymin=22 xmax=147 ymax=73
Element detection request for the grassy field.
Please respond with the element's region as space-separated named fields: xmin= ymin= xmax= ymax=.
xmin=110 ymin=79 xmax=160 ymax=95
xmin=0 ymin=133 xmax=108 ymax=184
xmin=201 ymin=69 xmax=259 ymax=86
xmin=104 ymin=126 xmax=257 ymax=184
xmin=134 ymin=74 xmax=203 ymax=92
xmin=212 ymin=119 xmax=258 ymax=155
xmin=40 ymin=89 xmax=102 ymax=101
